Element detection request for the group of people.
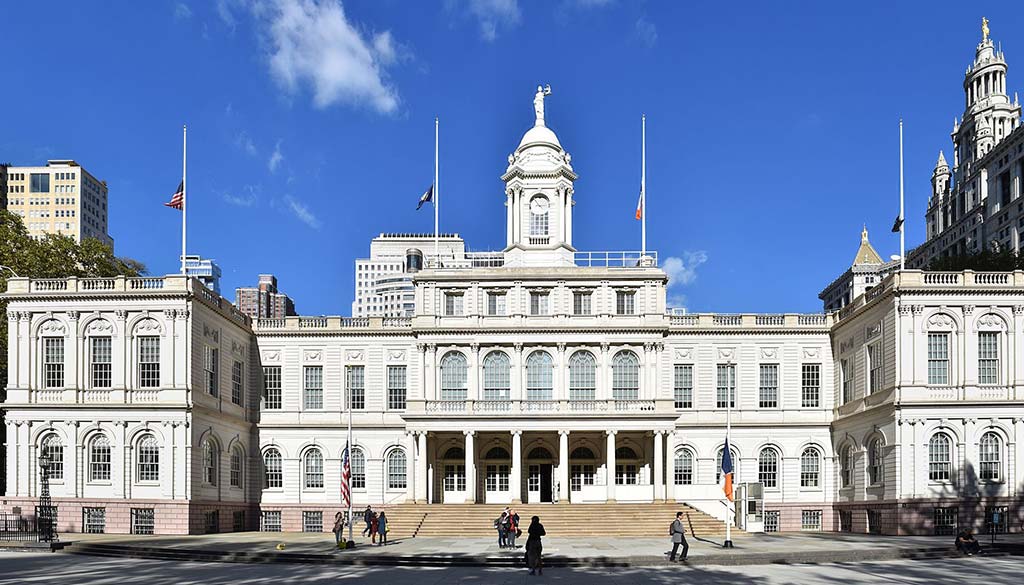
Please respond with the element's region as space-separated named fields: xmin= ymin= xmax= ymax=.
xmin=494 ymin=507 xmax=521 ymax=549
xmin=330 ymin=506 xmax=390 ymax=546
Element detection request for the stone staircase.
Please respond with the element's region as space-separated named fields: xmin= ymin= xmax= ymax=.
xmin=377 ymin=502 xmax=730 ymax=539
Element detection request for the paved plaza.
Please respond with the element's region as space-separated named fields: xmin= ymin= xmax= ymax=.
xmin=0 ymin=551 xmax=1022 ymax=584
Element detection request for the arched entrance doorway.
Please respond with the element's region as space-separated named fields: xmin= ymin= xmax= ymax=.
xmin=526 ymin=446 xmax=554 ymax=503
xmin=569 ymin=446 xmax=597 ymax=503
xmin=440 ymin=446 xmax=466 ymax=503
xmin=483 ymin=446 xmax=511 ymax=503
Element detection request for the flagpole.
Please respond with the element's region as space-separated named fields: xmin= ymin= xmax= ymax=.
xmin=347 ymin=388 xmax=354 ymax=543
xmin=899 ymin=119 xmax=905 ymax=271
xmin=181 ymin=124 xmax=187 ymax=275
xmin=724 ymin=366 xmax=733 ymax=548
xmin=434 ymin=117 xmax=439 ymax=265
xmin=641 ymin=114 xmax=647 ymax=257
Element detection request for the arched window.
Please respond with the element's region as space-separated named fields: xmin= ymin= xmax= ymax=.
xmin=40 ymin=434 xmax=64 ymax=481
xmin=485 ymin=447 xmax=511 ymax=460
xmin=569 ymin=351 xmax=596 ymax=401
xmin=612 ymin=351 xmax=640 ymax=401
xmin=569 ymin=446 xmax=596 ymax=491
xmin=136 ymin=435 xmax=160 ymax=483
xmin=443 ymin=446 xmax=466 ymax=460
xmin=203 ymin=439 xmax=218 ymax=486
xmin=387 ymin=449 xmax=407 ymax=490
xmin=303 ymin=448 xmax=324 ymax=489
xmin=482 ymin=352 xmax=511 ymax=401
xmin=928 ymin=433 xmax=952 ymax=482
xmin=527 ymin=447 xmax=553 ymax=459
xmin=526 ymin=351 xmax=553 ymax=401
xmin=263 ymin=448 xmax=282 ymax=489
xmin=440 ymin=352 xmax=467 ymax=401
xmin=89 ymin=435 xmax=111 ymax=482
xmin=351 ymin=447 xmax=366 ymax=489
xmin=758 ymin=448 xmax=779 ymax=488
xmin=979 ymin=432 xmax=1001 ymax=481
xmin=570 ymin=447 xmax=595 ymax=459
xmin=840 ymin=446 xmax=853 ymax=488
xmin=800 ymin=447 xmax=820 ymax=488
xmin=674 ymin=449 xmax=694 ymax=485
xmin=716 ymin=447 xmax=739 ymax=484
xmin=230 ymin=447 xmax=244 ymax=488
xmin=615 ymin=445 xmax=640 ymax=485
xmin=868 ymin=439 xmax=883 ymax=485
xmin=529 ymin=195 xmax=549 ymax=237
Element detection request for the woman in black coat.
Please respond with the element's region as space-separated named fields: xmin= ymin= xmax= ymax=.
xmin=525 ymin=516 xmax=546 ymax=575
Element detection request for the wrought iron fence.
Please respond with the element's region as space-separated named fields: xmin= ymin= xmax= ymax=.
xmin=0 ymin=510 xmax=55 ymax=542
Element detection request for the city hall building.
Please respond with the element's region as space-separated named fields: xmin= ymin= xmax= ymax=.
xmin=3 ymin=27 xmax=1024 ymax=537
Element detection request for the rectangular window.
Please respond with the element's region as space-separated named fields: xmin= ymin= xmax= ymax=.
xmin=933 ymin=507 xmax=958 ymax=536
xmin=841 ymin=359 xmax=853 ymax=404
xmin=90 ymin=337 xmax=112 ymax=388
xmin=615 ymin=290 xmax=635 ymax=315
xmin=764 ymin=510 xmax=780 ymax=533
xmin=231 ymin=361 xmax=244 ymax=406
xmin=303 ymin=511 xmax=323 ymax=533
xmin=204 ymin=511 xmax=220 ymax=534
xmin=262 ymin=366 xmax=282 ymax=410
xmin=759 ymin=364 xmax=778 ymax=408
xmin=978 ymin=332 xmax=999 ymax=385
xmin=801 ymin=363 xmax=821 ymax=408
xmin=615 ymin=464 xmax=639 ymax=485
xmin=43 ymin=337 xmax=64 ymax=388
xmin=444 ymin=292 xmax=463 ymax=316
xmin=868 ymin=344 xmax=883 ymax=394
xmin=485 ymin=464 xmax=510 ymax=492
xmin=83 ymin=508 xmax=106 ymax=534
xmin=801 ymin=510 xmax=822 ymax=531
xmin=346 ymin=365 xmax=365 ymax=410
xmin=304 ymin=365 xmax=323 ymax=410
xmin=716 ymin=364 xmax=736 ymax=409
xmin=29 ymin=173 xmax=50 ymax=193
xmin=570 ymin=464 xmax=595 ymax=491
xmin=444 ymin=464 xmax=466 ymax=492
xmin=573 ymin=291 xmax=592 ymax=315
xmin=131 ymin=508 xmax=155 ymax=535
xmin=486 ymin=292 xmax=506 ymax=316
xmin=138 ymin=336 xmax=160 ymax=388
xmin=260 ymin=511 xmax=282 ymax=532
xmin=867 ymin=509 xmax=882 ymax=534
xmin=233 ymin=511 xmax=246 ymax=532
xmin=927 ymin=333 xmax=949 ymax=385
xmin=204 ymin=346 xmax=219 ymax=396
xmin=387 ymin=365 xmax=407 ymax=410
xmin=529 ymin=292 xmax=549 ymax=316
xmin=673 ymin=365 xmax=693 ymax=409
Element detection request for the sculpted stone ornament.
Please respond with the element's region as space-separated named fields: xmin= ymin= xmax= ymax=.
xmin=533 ymin=84 xmax=552 ymax=126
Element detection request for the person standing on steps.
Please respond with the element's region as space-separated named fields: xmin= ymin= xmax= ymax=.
xmin=361 ymin=505 xmax=373 ymax=537
xmin=332 ymin=511 xmax=346 ymax=545
xmin=508 ymin=508 xmax=521 ymax=549
xmin=669 ymin=511 xmax=689 ymax=562
xmin=377 ymin=511 xmax=389 ymax=546
xmin=370 ymin=511 xmax=380 ymax=544
xmin=525 ymin=515 xmax=546 ymax=575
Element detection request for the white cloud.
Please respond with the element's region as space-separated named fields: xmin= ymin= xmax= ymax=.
xmin=464 ymin=0 xmax=521 ymax=41
xmin=258 ymin=0 xmax=400 ymax=113
xmin=174 ymin=2 xmax=193 ymax=20
xmin=234 ymin=131 xmax=258 ymax=156
xmin=217 ymin=0 xmax=240 ymax=31
xmin=223 ymin=186 xmax=258 ymax=207
xmin=662 ymin=251 xmax=708 ymax=310
xmin=285 ymin=195 xmax=321 ymax=229
xmin=635 ymin=15 xmax=657 ymax=48
xmin=268 ymin=140 xmax=284 ymax=172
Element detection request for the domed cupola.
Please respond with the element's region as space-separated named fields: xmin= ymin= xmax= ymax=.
xmin=502 ymin=85 xmax=578 ymax=267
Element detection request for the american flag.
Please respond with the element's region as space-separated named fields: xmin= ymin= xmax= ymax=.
xmin=341 ymin=443 xmax=351 ymax=509
xmin=165 ymin=181 xmax=184 ymax=210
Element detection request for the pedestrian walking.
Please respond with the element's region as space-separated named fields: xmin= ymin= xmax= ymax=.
xmin=370 ymin=511 xmax=380 ymax=544
xmin=525 ymin=515 xmax=546 ymax=575
xmin=332 ymin=511 xmax=346 ymax=545
xmin=378 ymin=511 xmax=389 ymax=546
xmin=361 ymin=505 xmax=373 ymax=537
xmin=668 ymin=511 xmax=689 ymax=561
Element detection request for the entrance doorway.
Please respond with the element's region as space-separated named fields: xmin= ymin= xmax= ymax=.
xmin=527 ymin=463 xmax=553 ymax=503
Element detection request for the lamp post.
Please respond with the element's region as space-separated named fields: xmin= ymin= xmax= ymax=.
xmin=37 ymin=452 xmax=56 ymax=543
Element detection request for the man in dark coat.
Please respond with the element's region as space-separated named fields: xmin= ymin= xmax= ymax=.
xmin=669 ymin=511 xmax=689 ymax=561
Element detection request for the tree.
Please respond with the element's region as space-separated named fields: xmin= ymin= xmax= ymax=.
xmin=0 ymin=209 xmax=146 ymax=389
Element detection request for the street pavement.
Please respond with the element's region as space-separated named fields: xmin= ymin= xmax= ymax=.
xmin=0 ymin=551 xmax=1021 ymax=584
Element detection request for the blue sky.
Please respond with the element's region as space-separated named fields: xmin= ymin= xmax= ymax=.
xmin=3 ymin=1 xmax=1022 ymax=315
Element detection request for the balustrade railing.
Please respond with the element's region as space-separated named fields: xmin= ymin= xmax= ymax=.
xmin=81 ymin=278 xmax=115 ymax=291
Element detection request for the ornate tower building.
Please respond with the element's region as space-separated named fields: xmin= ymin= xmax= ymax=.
xmin=502 ymin=85 xmax=578 ymax=267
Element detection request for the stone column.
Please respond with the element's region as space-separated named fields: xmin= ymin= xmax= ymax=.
xmin=464 ymin=430 xmax=476 ymax=503
xmin=469 ymin=344 xmax=480 ymax=404
xmin=511 ymin=430 xmax=523 ymax=504
xmin=415 ymin=431 xmax=428 ymax=503
xmin=558 ymin=430 xmax=570 ymax=503
xmin=653 ymin=430 xmax=665 ymax=501
xmin=506 ymin=189 xmax=514 ymax=247
xmin=606 ymin=430 xmax=617 ymax=502
xmin=565 ymin=188 xmax=573 ymax=246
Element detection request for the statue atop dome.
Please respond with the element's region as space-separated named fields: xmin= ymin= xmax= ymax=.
xmin=534 ymin=84 xmax=552 ymax=127
xmin=982 ymin=16 xmax=989 ymax=42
